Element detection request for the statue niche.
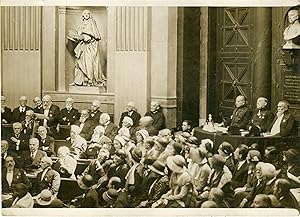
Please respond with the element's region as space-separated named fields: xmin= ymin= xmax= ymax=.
xmin=282 ymin=7 xmax=300 ymax=73
xmin=67 ymin=9 xmax=107 ymax=87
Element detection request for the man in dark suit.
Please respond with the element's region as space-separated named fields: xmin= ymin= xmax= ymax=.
xmin=12 ymin=96 xmax=33 ymax=123
xmin=59 ymin=97 xmax=79 ymax=125
xmin=249 ymin=97 xmax=274 ymax=135
xmin=1 ymin=95 xmax=12 ymax=138
xmin=7 ymin=122 xmax=30 ymax=157
xmin=20 ymin=138 xmax=47 ymax=172
xmin=1 ymin=140 xmax=18 ymax=168
xmin=33 ymin=96 xmax=43 ymax=114
xmin=2 ymin=155 xmax=32 ymax=195
xmin=145 ymin=101 xmax=166 ymax=131
xmin=75 ymin=174 xmax=99 ymax=208
xmin=21 ymin=110 xmax=38 ymax=137
xmin=41 ymin=95 xmax=61 ymax=139
xmin=1 ymin=95 xmax=12 ymax=124
xmin=232 ymin=144 xmax=249 ymax=189
xmin=89 ymin=100 xmax=102 ymax=124
xmin=119 ymin=102 xmax=141 ymax=128
xmin=99 ymin=113 xmax=118 ymax=141
xmin=37 ymin=126 xmax=56 ymax=157
xmin=33 ymin=156 xmax=61 ymax=197
xmin=74 ymin=109 xmax=96 ymax=141
xmin=227 ymin=95 xmax=252 ymax=130
xmin=269 ymin=100 xmax=297 ymax=137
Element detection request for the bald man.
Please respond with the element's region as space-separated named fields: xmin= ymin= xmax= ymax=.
xmin=99 ymin=113 xmax=118 ymax=141
xmin=33 ymin=96 xmax=43 ymax=114
xmin=145 ymin=101 xmax=166 ymax=131
xmin=59 ymin=97 xmax=79 ymax=125
xmin=12 ymin=96 xmax=33 ymax=123
xmin=119 ymin=102 xmax=141 ymax=128
xmin=249 ymin=97 xmax=274 ymax=135
xmin=228 ymin=95 xmax=252 ymax=130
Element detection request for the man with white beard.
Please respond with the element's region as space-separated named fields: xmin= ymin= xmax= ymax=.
xmin=269 ymin=100 xmax=297 ymax=137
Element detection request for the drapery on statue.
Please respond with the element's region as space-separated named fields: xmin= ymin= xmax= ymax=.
xmin=68 ymin=10 xmax=106 ymax=86
xmin=283 ymin=9 xmax=300 ymax=49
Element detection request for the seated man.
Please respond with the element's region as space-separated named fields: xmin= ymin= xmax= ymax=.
xmin=37 ymin=126 xmax=55 ymax=157
xmin=2 ymin=156 xmax=32 ymax=202
xmin=21 ymin=110 xmax=38 ymax=136
xmin=67 ymin=125 xmax=87 ymax=159
xmin=89 ymin=100 xmax=102 ymax=124
xmin=119 ymin=102 xmax=141 ymax=128
xmin=1 ymin=140 xmax=18 ymax=168
xmin=1 ymin=95 xmax=12 ymax=138
xmin=12 ymin=96 xmax=33 ymax=123
xmin=248 ymin=97 xmax=274 ymax=135
xmin=269 ymin=100 xmax=297 ymax=137
xmin=11 ymin=183 xmax=34 ymax=208
xmin=20 ymin=138 xmax=47 ymax=172
xmin=145 ymin=101 xmax=166 ymax=131
xmin=74 ymin=109 xmax=95 ymax=141
xmin=251 ymin=194 xmax=272 ymax=208
xmin=137 ymin=116 xmax=158 ymax=136
xmin=99 ymin=113 xmax=118 ymax=141
xmin=1 ymin=95 xmax=12 ymax=124
xmin=41 ymin=95 xmax=60 ymax=139
xmin=33 ymin=156 xmax=61 ymax=197
xmin=59 ymin=97 xmax=79 ymax=126
xmin=53 ymin=146 xmax=77 ymax=179
xmin=226 ymin=95 xmax=252 ymax=131
xmin=7 ymin=122 xmax=30 ymax=157
xmin=33 ymin=96 xmax=43 ymax=114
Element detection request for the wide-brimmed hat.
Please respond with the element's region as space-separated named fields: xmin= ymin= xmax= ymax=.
xmin=49 ymin=199 xmax=64 ymax=208
xmin=36 ymin=189 xmax=54 ymax=206
xmin=102 ymin=189 xmax=118 ymax=204
xmin=77 ymin=174 xmax=94 ymax=190
xmin=283 ymin=149 xmax=298 ymax=163
xmin=131 ymin=148 xmax=143 ymax=163
xmin=148 ymin=160 xmax=165 ymax=176
xmin=136 ymin=129 xmax=149 ymax=140
xmin=166 ymin=155 xmax=186 ymax=173
xmin=114 ymin=135 xmax=126 ymax=147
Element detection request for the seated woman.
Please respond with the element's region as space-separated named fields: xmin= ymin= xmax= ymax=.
xmin=153 ymin=155 xmax=193 ymax=208
xmin=53 ymin=146 xmax=77 ymax=179
xmin=187 ymin=147 xmax=211 ymax=193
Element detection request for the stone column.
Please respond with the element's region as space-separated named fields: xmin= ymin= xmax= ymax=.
xmin=150 ymin=7 xmax=178 ymax=128
xmin=253 ymin=8 xmax=272 ymax=104
xmin=57 ymin=7 xmax=66 ymax=92
xmin=114 ymin=7 xmax=151 ymax=124
xmin=41 ymin=6 xmax=56 ymax=92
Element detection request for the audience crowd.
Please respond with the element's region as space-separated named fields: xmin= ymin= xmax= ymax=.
xmin=1 ymin=94 xmax=299 ymax=209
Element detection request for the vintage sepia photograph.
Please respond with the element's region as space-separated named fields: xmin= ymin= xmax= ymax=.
xmin=1 ymin=3 xmax=300 ymax=216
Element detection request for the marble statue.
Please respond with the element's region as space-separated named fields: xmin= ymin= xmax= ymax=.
xmin=68 ymin=10 xmax=106 ymax=86
xmin=283 ymin=9 xmax=300 ymax=49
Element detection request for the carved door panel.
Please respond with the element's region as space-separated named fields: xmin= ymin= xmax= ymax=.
xmin=216 ymin=8 xmax=254 ymax=117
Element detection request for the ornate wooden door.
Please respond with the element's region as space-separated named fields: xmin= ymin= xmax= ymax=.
xmin=216 ymin=8 xmax=254 ymax=117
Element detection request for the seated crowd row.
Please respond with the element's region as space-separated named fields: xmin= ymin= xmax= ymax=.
xmin=1 ymin=94 xmax=299 ymax=209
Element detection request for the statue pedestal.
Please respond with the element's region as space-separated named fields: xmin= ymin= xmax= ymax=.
xmin=69 ymin=86 xmax=106 ymax=94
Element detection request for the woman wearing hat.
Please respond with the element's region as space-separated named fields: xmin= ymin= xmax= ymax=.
xmin=136 ymin=129 xmax=149 ymax=155
xmin=199 ymin=154 xmax=232 ymax=203
xmin=125 ymin=148 xmax=144 ymax=206
xmin=188 ymin=147 xmax=211 ymax=193
xmin=137 ymin=160 xmax=170 ymax=208
xmin=282 ymin=149 xmax=300 ymax=177
xmin=153 ymin=155 xmax=193 ymax=208
xmin=102 ymin=188 xmax=119 ymax=207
